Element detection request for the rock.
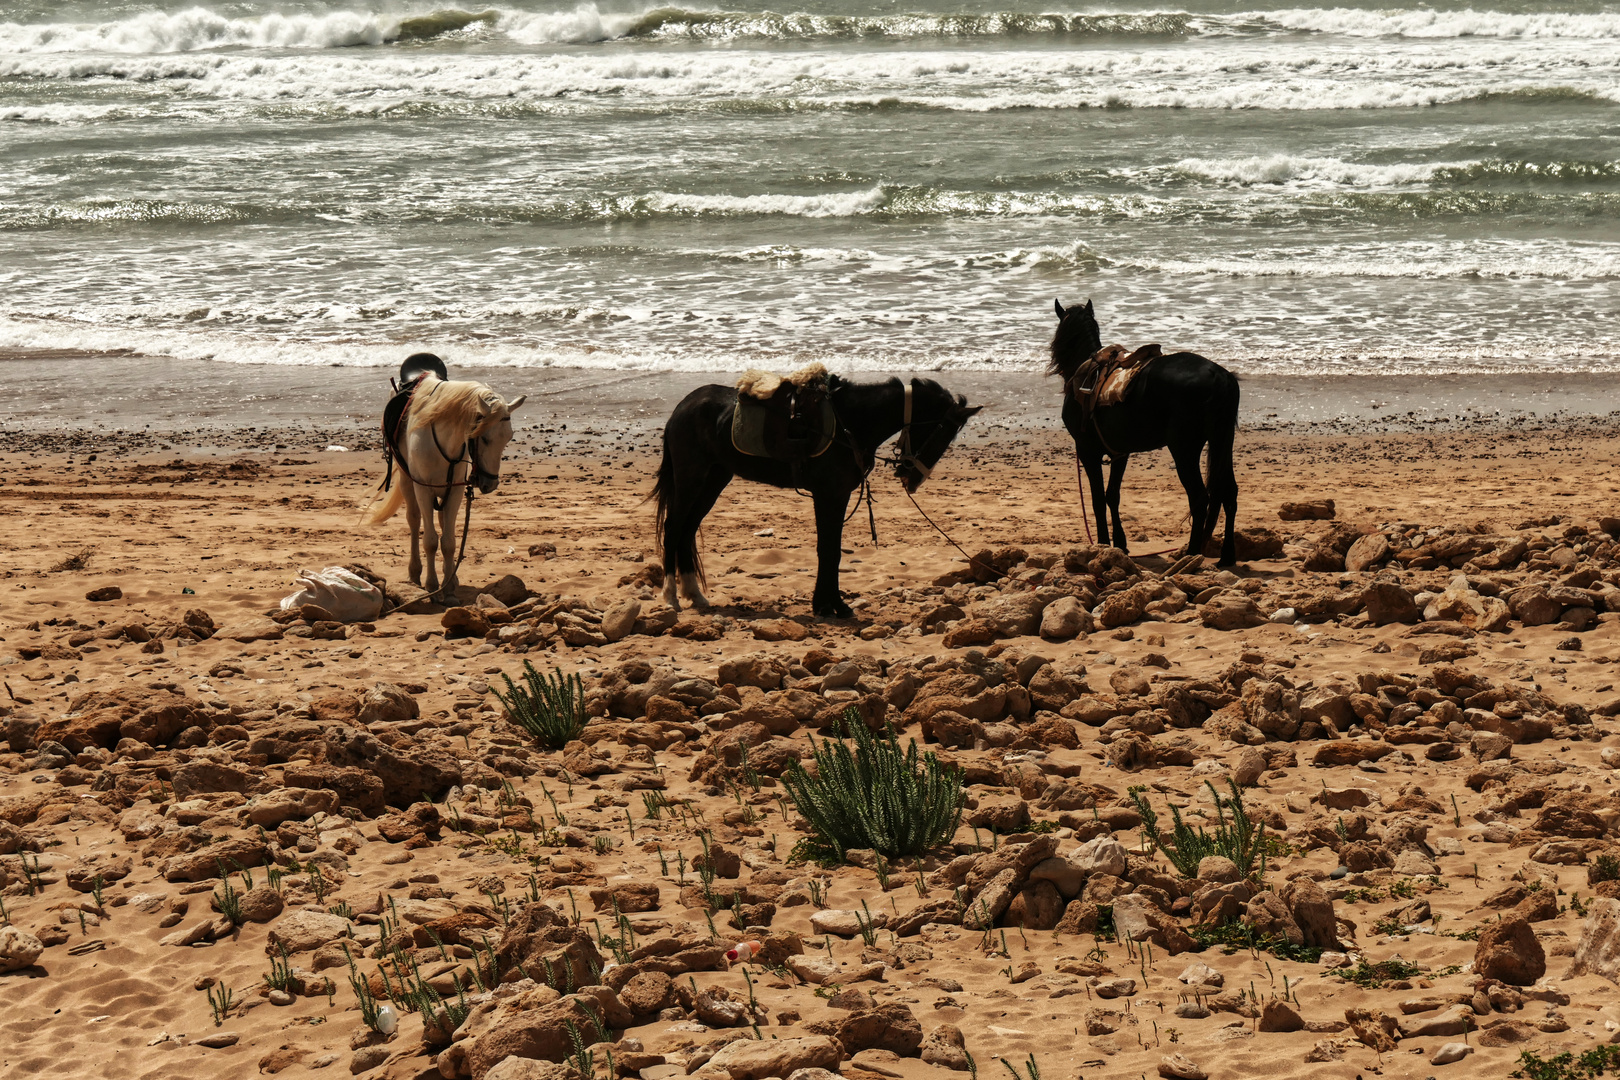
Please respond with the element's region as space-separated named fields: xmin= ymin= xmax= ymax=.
xmin=1363 ymin=583 xmax=1419 ymax=626
xmin=589 ymin=882 xmax=660 ymax=914
xmin=1475 ymin=915 xmax=1544 ymax=985
xmin=483 ymin=1059 xmax=574 ymax=1080
xmin=1196 ymin=856 xmax=1241 ymax=884
xmin=1344 ymin=534 xmax=1391 ymax=572
xmin=162 ymin=837 xmax=270 ymax=883
xmin=1346 ymin=1007 xmax=1400 ymax=1052
xmin=493 ymin=903 xmax=604 ymax=996
xmin=1280 ymin=500 xmax=1335 ymax=521
xmin=172 ymin=760 xmax=254 ymax=799
xmin=1471 ymin=732 xmax=1513 ymax=761
xmin=1177 ymin=963 xmax=1223 ymax=990
xmin=600 ymin=601 xmax=640 ymax=644
xmin=1198 ymin=594 xmax=1266 ymax=631
xmin=215 ymin=616 xmax=284 ymax=642
xmin=1431 ymin=1043 xmax=1473 ymax=1065
xmin=196 ymin=1032 xmax=241 ymax=1049
xmin=1258 ymin=1000 xmax=1303 ymax=1033
xmin=1402 ymin=1005 xmax=1475 ymax=1038
xmin=320 ymin=727 xmax=461 ymax=808
xmin=268 ymin=910 xmax=353 ymax=953
xmin=1027 ymin=857 xmax=1084 ymax=899
xmin=464 ymin=994 xmax=610 ymax=1080
xmin=1310 ymin=741 xmax=1392 ymax=768
xmin=1230 ymin=747 xmax=1265 ymax=787
xmin=1507 ymin=585 xmax=1561 ymax=627
xmin=1241 ymin=679 xmax=1300 ymax=739
xmin=919 ymin=1024 xmax=969 ymax=1071
xmin=619 ymin=971 xmax=675 ymax=1017
xmin=483 ymin=575 xmax=529 ymax=606
xmin=1039 ymin=596 xmax=1091 ymax=641
xmin=0 ymin=925 xmax=44 ymax=972
xmin=1245 ymin=891 xmax=1303 ymax=947
xmin=1567 ymin=898 xmax=1620 ymax=983
xmin=358 ymin=683 xmax=419 ymax=725
xmin=1068 ymin=836 xmax=1128 ymax=879
xmin=238 ymin=886 xmax=286 ymax=924
xmin=86 ymin=585 xmax=123 ymax=601
xmin=706 ymin=1037 xmax=842 ymax=1080
xmin=442 ymin=607 xmax=491 ymax=638
xmin=247 ymin=787 xmax=341 ymax=828
xmin=1112 ymin=893 xmax=1193 ymax=954
xmin=1004 ymin=880 xmax=1064 ymax=930
xmin=1157 ymin=1053 xmax=1208 ymax=1080
xmin=1280 ymin=879 xmax=1341 ymax=950
xmin=816 ymin=1004 xmax=924 ymax=1056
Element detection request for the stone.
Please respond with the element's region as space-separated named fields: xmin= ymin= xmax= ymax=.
xmin=814 ymin=1004 xmax=923 ymax=1055
xmin=1068 ymin=836 xmax=1128 ymax=879
xmin=1157 ymin=1053 xmax=1208 ymax=1079
xmin=483 ymin=1060 xmax=574 ymax=1080
xmin=1258 ymin=1000 xmax=1303 ymax=1033
xmin=1177 ymin=963 xmax=1223 ymax=990
xmin=1364 ymin=583 xmax=1419 ymax=626
xmin=442 ymin=607 xmax=491 ymax=638
xmin=1402 ymin=1005 xmax=1475 ymax=1038
xmin=1344 ymin=534 xmax=1391 ymax=572
xmin=706 ymin=1037 xmax=842 ymax=1080
xmin=483 ymin=575 xmax=529 ymax=606
xmin=1507 ymin=585 xmax=1561 ymax=627
xmin=1311 ymin=741 xmax=1393 ymax=768
xmin=1241 ymin=679 xmax=1300 ymax=739
xmin=1280 ymin=500 xmax=1335 ymax=521
xmin=1004 ymin=880 xmax=1064 ymax=930
xmin=464 ymin=995 xmax=609 ymax=1080
xmin=1112 ymin=893 xmax=1193 ymax=954
xmin=1471 ymin=732 xmax=1513 ymax=761
xmin=919 ymin=1024 xmax=969 ymax=1071
xmin=1567 ymin=898 xmax=1620 ymax=984
xmin=216 ymin=616 xmax=284 ymax=642
xmin=962 ymin=870 xmax=1017 ymax=930
xmin=1244 ymin=891 xmax=1303 ymax=947
xmin=172 ymin=760 xmax=254 ymax=799
xmin=600 ymin=601 xmax=640 ymax=643
xmin=619 ymin=971 xmax=675 ymax=1017
xmin=0 ymin=925 xmax=44 ymax=972
xmin=1280 ymin=879 xmax=1340 ymax=950
xmin=238 ymin=886 xmax=286 ymax=924
xmin=493 ymin=904 xmax=604 ymax=996
xmin=162 ymin=837 xmax=270 ymax=883
xmin=86 ymin=585 xmax=123 ymax=601
xmin=1230 ymin=747 xmax=1265 ymax=787
xmin=247 ymin=787 xmax=341 ymax=828
xmin=358 ymin=683 xmax=419 ymax=725
xmin=1027 ymin=857 xmax=1084 ymax=899
xmin=269 ymin=910 xmax=353 ymax=953
xmin=1039 ymin=597 xmax=1091 ymax=641
xmin=1475 ymin=915 xmax=1544 ymax=985
xmin=1346 ymin=1007 xmax=1400 ymax=1052
xmin=1431 ymin=1043 xmax=1473 ymax=1065
xmin=1198 ymin=594 xmax=1266 ymax=631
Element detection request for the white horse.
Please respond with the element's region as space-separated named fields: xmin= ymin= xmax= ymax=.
xmin=364 ymin=376 xmax=525 ymax=598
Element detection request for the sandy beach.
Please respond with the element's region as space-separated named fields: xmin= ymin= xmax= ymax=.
xmin=5 ymin=355 xmax=1620 ymax=1080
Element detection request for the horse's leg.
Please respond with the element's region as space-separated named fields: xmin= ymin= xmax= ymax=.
xmin=1081 ymin=454 xmax=1110 ymax=549
xmin=417 ymin=485 xmax=442 ymax=596
xmin=811 ymin=488 xmax=854 ymax=618
xmin=673 ymin=467 xmax=732 ymax=609
xmin=439 ymin=485 xmax=464 ymax=599
xmin=403 ymin=478 xmax=423 ymax=587
xmin=1170 ymin=441 xmax=1211 ymax=558
xmin=1207 ymin=417 xmax=1240 ymax=567
xmin=1105 ymin=454 xmax=1130 ymax=553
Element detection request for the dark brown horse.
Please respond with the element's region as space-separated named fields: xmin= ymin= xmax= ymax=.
xmin=654 ymin=375 xmax=981 ymax=617
xmin=1050 ymin=299 xmax=1240 ymax=565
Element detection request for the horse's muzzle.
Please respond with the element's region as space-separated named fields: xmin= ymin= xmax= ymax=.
xmin=477 ymin=476 xmax=500 ymax=495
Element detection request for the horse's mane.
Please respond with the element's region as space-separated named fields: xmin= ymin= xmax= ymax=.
xmin=409 ymin=377 xmax=506 ymax=439
xmin=1047 ymin=314 xmax=1098 ymax=382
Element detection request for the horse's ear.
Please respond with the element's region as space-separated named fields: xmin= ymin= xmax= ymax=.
xmin=1053 ymin=298 xmax=1065 ymax=319
xmin=962 ymin=404 xmax=985 ymax=418
xmin=1084 ymin=298 xmax=1094 ymax=315
xmin=506 ymin=395 xmax=526 ymax=413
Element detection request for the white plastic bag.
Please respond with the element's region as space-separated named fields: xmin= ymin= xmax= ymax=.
xmin=280 ymin=566 xmax=384 ymax=622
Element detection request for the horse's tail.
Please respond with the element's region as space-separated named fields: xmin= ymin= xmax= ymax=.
xmin=650 ymin=435 xmax=673 ymax=562
xmin=361 ymin=476 xmax=406 ymax=526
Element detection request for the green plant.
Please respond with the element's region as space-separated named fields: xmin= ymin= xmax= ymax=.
xmin=593 ymin=834 xmax=614 ymax=855
xmin=266 ymin=943 xmax=296 ymax=991
xmin=1334 ymin=957 xmax=1423 ymax=989
xmin=857 ymin=900 xmax=878 ymax=947
xmin=1001 ymin=1054 xmax=1040 ymax=1080
xmin=215 ymin=875 xmax=244 ymax=927
xmin=781 ymin=710 xmax=964 ymax=860
xmin=1186 ymin=921 xmax=1322 ymax=964
xmin=89 ymin=874 xmax=105 ymax=908
xmin=565 ymin=1020 xmax=596 ymax=1079
xmin=206 ymin=981 xmax=235 ymax=1026
xmin=309 ymin=863 xmax=330 ymax=904
xmin=643 ymin=791 xmax=666 ymax=820
xmin=329 ymin=900 xmax=355 ymax=920
xmin=493 ymin=662 xmax=587 ymax=749
xmin=1127 ymin=779 xmax=1267 ymax=881
xmin=1593 ymin=854 xmax=1620 ymax=885
xmin=1512 ymin=1045 xmax=1620 ymax=1080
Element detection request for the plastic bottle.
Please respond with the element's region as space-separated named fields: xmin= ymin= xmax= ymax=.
xmin=725 ymin=940 xmax=763 ymax=964
xmin=375 ymin=1004 xmax=399 ymax=1035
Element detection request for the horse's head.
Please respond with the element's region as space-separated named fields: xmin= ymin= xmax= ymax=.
xmin=1048 ymin=298 xmax=1102 ymax=383
xmin=895 ymin=378 xmax=983 ymax=494
xmin=468 ymin=388 xmax=526 ymax=494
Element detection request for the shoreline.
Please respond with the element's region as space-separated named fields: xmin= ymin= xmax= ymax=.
xmin=2 ymin=351 xmax=1620 ymax=447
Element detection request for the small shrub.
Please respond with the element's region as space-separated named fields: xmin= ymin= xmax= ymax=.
xmin=1128 ymin=779 xmax=1267 ymax=881
xmin=782 ymin=709 xmax=964 ymax=861
xmin=1592 ymin=854 xmax=1620 ymax=885
xmin=1513 ymin=1045 xmax=1620 ymax=1080
xmin=493 ymin=662 xmax=587 ymax=749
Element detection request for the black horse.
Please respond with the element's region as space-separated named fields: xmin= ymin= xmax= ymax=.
xmin=1050 ymin=299 xmax=1240 ymax=566
xmin=654 ymin=376 xmax=982 ymax=618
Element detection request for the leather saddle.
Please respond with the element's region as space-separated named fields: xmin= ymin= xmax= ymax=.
xmin=1068 ymin=343 xmax=1162 ymax=410
xmin=731 ymin=363 xmax=837 ymax=460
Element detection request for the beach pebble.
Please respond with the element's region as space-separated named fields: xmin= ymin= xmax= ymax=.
xmin=1157 ymin=1053 xmax=1208 ymax=1079
xmin=195 ymin=1032 xmax=240 ymax=1049
xmin=1431 ymin=1042 xmax=1473 ymax=1065
xmin=0 ymin=925 xmax=44 ymax=972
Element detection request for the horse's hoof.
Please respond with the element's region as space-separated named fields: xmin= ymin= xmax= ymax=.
xmin=813 ymin=601 xmax=854 ymax=619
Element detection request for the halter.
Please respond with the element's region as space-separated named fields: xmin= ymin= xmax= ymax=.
xmin=896 ymin=379 xmax=934 ymax=481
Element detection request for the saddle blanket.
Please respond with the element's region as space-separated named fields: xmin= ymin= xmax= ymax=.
xmin=731 ymin=362 xmax=837 ymax=459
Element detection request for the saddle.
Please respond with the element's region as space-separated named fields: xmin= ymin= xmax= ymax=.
xmin=731 ymin=362 xmax=837 ymax=460
xmin=1068 ymin=342 xmax=1162 ymax=410
xmin=381 ymin=352 xmax=449 ymax=496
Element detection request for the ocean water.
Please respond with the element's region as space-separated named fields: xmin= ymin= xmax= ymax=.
xmin=0 ymin=0 xmax=1617 ymax=376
